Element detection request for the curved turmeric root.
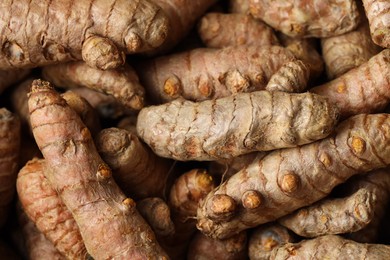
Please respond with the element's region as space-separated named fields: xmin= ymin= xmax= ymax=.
xmin=270 ymin=235 xmax=390 ymax=259
xmin=137 ymin=91 xmax=338 ymax=161
xmin=136 ymin=45 xmax=296 ymax=103
xmin=28 ymin=79 xmax=168 ymax=259
xmin=0 ymin=0 xmax=168 ymax=70
xmin=362 ymin=0 xmax=390 ymax=48
xmin=197 ymin=114 xmax=390 ymax=239
xmin=311 ymin=50 xmax=390 ymax=118
xmin=16 ymin=158 xmax=88 ymax=259
xmin=249 ymin=0 xmax=360 ymax=38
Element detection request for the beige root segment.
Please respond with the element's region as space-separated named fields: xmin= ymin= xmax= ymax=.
xmin=249 ymin=0 xmax=360 ymax=38
xmin=137 ymin=197 xmax=175 ymax=237
xmin=160 ymin=169 xmax=216 ymax=259
xmin=278 ymin=188 xmax=376 ymax=237
xmin=198 ymin=13 xmax=279 ymax=49
xmin=0 ymin=108 xmax=20 ymax=227
xmin=42 ymin=62 xmax=145 ymax=110
xmin=270 ymin=235 xmax=390 ymax=259
xmin=248 ymin=224 xmax=294 ymax=260
xmin=0 ymin=0 xmax=168 ymax=70
xmin=96 ymin=127 xmax=173 ymax=200
xmin=136 ymin=45 xmax=296 ymax=103
xmin=311 ymin=50 xmax=390 ymax=118
xmin=362 ymin=0 xmax=390 ymax=48
xmin=321 ymin=12 xmax=381 ymax=79
xmin=150 ymin=0 xmax=217 ymax=53
xmin=229 ymin=0 xmax=250 ymax=14
xmin=16 ymin=158 xmax=88 ymax=259
xmin=346 ymin=169 xmax=390 ymax=243
xmin=265 ymin=60 xmax=310 ymax=93
xmin=137 ymin=91 xmax=338 ymax=161
xmin=196 ymin=114 xmax=390 ymax=239
xmin=28 ymin=79 xmax=168 ymax=259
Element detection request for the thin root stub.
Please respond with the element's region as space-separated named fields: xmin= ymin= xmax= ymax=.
xmin=280 ymin=172 xmax=300 ymax=193
xmin=208 ymin=194 xmax=237 ymax=220
xmin=242 ymin=190 xmax=262 ymax=209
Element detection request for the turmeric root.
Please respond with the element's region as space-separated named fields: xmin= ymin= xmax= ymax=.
xmin=265 ymin=60 xmax=310 ymax=93
xmin=249 ymin=0 xmax=360 ymax=38
xmin=150 ymin=0 xmax=217 ymax=53
xmin=136 ymin=45 xmax=296 ymax=103
xmin=137 ymin=91 xmax=338 ymax=161
xmin=196 ymin=113 xmax=390 ymax=239
xmin=161 ymin=169 xmax=216 ymax=259
xmin=270 ymin=235 xmax=390 ymax=259
xmin=42 ymin=62 xmax=145 ymax=110
xmin=278 ymin=34 xmax=324 ymax=79
xmin=16 ymin=158 xmax=88 ymax=259
xmin=18 ymin=207 xmax=66 ymax=260
xmin=0 ymin=108 xmax=20 ymax=227
xmin=311 ymin=49 xmax=390 ymax=118
xmin=198 ymin=13 xmax=279 ymax=48
xmin=95 ymin=127 xmax=173 ymax=200
xmin=248 ymin=224 xmax=294 ymax=260
xmin=278 ymin=188 xmax=376 ymax=238
xmin=0 ymin=69 xmax=30 ymax=94
xmin=0 ymin=0 xmax=168 ymax=70
xmin=137 ymin=197 xmax=175 ymax=237
xmin=61 ymin=91 xmax=101 ymax=137
xmin=321 ymin=11 xmax=381 ymax=79
xmin=345 ymin=169 xmax=390 ymax=243
xmin=28 ymin=80 xmax=168 ymax=259
xmin=362 ymin=0 xmax=390 ymax=48
xmin=187 ymin=231 xmax=248 ymax=260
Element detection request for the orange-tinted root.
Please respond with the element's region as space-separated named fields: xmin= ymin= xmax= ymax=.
xmin=28 ymin=79 xmax=168 ymax=259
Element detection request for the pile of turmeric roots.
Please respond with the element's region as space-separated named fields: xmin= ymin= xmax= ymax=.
xmin=1 ymin=0 xmax=390 ymax=259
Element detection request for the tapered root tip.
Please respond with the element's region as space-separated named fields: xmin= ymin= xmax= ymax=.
xmin=207 ymin=194 xmax=237 ymax=221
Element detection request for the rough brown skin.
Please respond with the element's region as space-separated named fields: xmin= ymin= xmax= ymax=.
xmin=248 ymin=224 xmax=294 ymax=260
xmin=150 ymin=0 xmax=217 ymax=53
xmin=19 ymin=207 xmax=66 ymax=260
xmin=96 ymin=127 xmax=173 ymax=200
xmin=346 ymin=169 xmax=390 ymax=243
xmin=0 ymin=108 xmax=20 ymax=227
xmin=61 ymin=91 xmax=101 ymax=137
xmin=161 ymin=169 xmax=216 ymax=259
xmin=0 ymin=69 xmax=30 ymax=94
xmin=321 ymin=12 xmax=382 ymax=79
xmin=137 ymin=91 xmax=339 ymax=161
xmin=42 ymin=61 xmax=145 ymax=111
xmin=11 ymin=81 xmax=101 ymax=136
xmin=311 ymin=49 xmax=390 ymax=118
xmin=136 ymin=45 xmax=296 ymax=103
xmin=187 ymin=231 xmax=248 ymax=260
xmin=28 ymin=80 xmax=168 ymax=259
xmin=229 ymin=0 xmax=250 ymax=14
xmin=69 ymin=87 xmax=133 ymax=119
xmin=278 ymin=188 xmax=376 ymax=238
xmin=198 ymin=13 xmax=279 ymax=49
xmin=249 ymin=0 xmax=360 ymax=38
xmin=362 ymin=0 xmax=390 ymax=48
xmin=278 ymin=34 xmax=324 ymax=80
xmin=270 ymin=235 xmax=390 ymax=259
xmin=137 ymin=197 xmax=175 ymax=237
xmin=266 ymin=60 xmax=310 ymax=93
xmin=196 ymin=114 xmax=390 ymax=239
xmin=16 ymin=158 xmax=88 ymax=259
xmin=0 ymin=0 xmax=168 ymax=70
